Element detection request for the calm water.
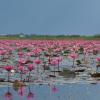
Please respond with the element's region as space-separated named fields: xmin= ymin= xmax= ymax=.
xmin=0 ymin=83 xmax=100 ymax=100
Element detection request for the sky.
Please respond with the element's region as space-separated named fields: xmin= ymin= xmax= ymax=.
xmin=0 ymin=0 xmax=100 ymax=35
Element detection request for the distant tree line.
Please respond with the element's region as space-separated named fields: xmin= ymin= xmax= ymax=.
xmin=0 ymin=33 xmax=100 ymax=39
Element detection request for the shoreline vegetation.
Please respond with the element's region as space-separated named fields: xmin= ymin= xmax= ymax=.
xmin=0 ymin=33 xmax=100 ymax=40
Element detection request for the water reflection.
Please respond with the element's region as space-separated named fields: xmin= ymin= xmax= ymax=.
xmin=1 ymin=83 xmax=100 ymax=100
xmin=51 ymin=85 xmax=59 ymax=93
xmin=27 ymin=85 xmax=34 ymax=100
xmin=4 ymin=86 xmax=13 ymax=100
xmin=18 ymin=86 xmax=25 ymax=98
xmin=12 ymin=80 xmax=34 ymax=100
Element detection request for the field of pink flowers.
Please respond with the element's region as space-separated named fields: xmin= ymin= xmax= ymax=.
xmin=0 ymin=40 xmax=99 ymax=82
xmin=0 ymin=39 xmax=100 ymax=100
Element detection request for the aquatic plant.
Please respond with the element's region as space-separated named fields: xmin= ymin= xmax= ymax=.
xmin=4 ymin=66 xmax=13 ymax=82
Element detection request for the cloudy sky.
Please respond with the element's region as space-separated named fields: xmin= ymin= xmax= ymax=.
xmin=0 ymin=0 xmax=100 ymax=35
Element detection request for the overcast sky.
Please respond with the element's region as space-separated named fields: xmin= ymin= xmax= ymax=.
xmin=0 ymin=0 xmax=100 ymax=35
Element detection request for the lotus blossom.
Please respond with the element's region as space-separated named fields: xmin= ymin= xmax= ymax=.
xmin=96 ymin=57 xmax=100 ymax=62
xmin=55 ymin=57 xmax=63 ymax=71
xmin=0 ymin=39 xmax=99 ymax=83
xmin=18 ymin=58 xmax=26 ymax=64
xmin=18 ymin=66 xmax=24 ymax=81
xmin=33 ymin=59 xmax=41 ymax=73
xmin=28 ymin=64 xmax=34 ymax=71
xmin=18 ymin=52 xmax=24 ymax=57
xmin=4 ymin=66 xmax=13 ymax=82
xmin=50 ymin=59 xmax=58 ymax=76
xmin=34 ymin=59 xmax=41 ymax=64
xmin=28 ymin=64 xmax=34 ymax=82
xmin=32 ymin=48 xmax=42 ymax=56
xmin=51 ymin=59 xmax=58 ymax=66
xmin=26 ymin=52 xmax=33 ymax=56
xmin=69 ymin=53 xmax=78 ymax=67
xmin=5 ymin=66 xmax=13 ymax=72
xmin=70 ymin=53 xmax=78 ymax=60
xmin=0 ymin=50 xmax=5 ymax=55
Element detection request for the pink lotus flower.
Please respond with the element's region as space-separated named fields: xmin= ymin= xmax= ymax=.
xmin=69 ymin=53 xmax=78 ymax=67
xmin=33 ymin=59 xmax=41 ymax=74
xmin=96 ymin=57 xmax=100 ymax=62
xmin=27 ymin=64 xmax=35 ymax=82
xmin=26 ymin=52 xmax=33 ymax=56
xmin=55 ymin=57 xmax=63 ymax=62
xmin=69 ymin=53 xmax=78 ymax=60
xmin=18 ymin=66 xmax=24 ymax=81
xmin=18 ymin=58 xmax=26 ymax=64
xmin=18 ymin=66 xmax=24 ymax=72
xmin=50 ymin=59 xmax=59 ymax=76
xmin=0 ymin=50 xmax=5 ymax=55
xmin=32 ymin=48 xmax=42 ymax=56
xmin=34 ymin=59 xmax=41 ymax=65
xmin=4 ymin=66 xmax=13 ymax=82
xmin=5 ymin=66 xmax=13 ymax=72
xmin=50 ymin=60 xmax=58 ymax=66
xmin=55 ymin=57 xmax=63 ymax=71
xmin=28 ymin=64 xmax=34 ymax=72
xmin=18 ymin=52 xmax=24 ymax=56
